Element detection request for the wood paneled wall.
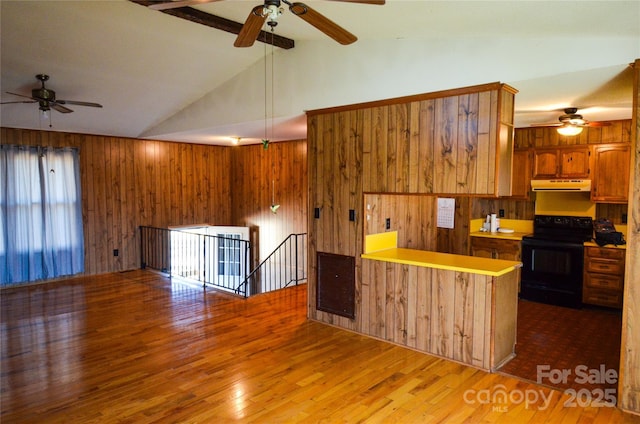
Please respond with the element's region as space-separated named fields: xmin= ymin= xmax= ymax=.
xmin=1 ymin=128 xmax=307 ymax=278
xmin=1 ymin=128 xmax=231 ymax=275
xmin=230 ymin=140 xmax=307 ymax=266
xmin=619 ymin=59 xmax=639 ymax=414
xmin=361 ymin=89 xmax=513 ymax=196
xmin=364 ymin=194 xmax=469 ymax=255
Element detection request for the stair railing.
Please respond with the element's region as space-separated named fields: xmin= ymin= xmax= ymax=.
xmin=235 ymin=233 xmax=307 ymax=297
xmin=140 ymin=226 xmax=251 ymax=296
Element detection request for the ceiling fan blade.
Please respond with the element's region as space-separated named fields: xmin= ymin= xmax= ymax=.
xmin=50 ymin=103 xmax=74 ymax=114
xmin=148 ymin=0 xmax=222 ymax=11
xmin=1 ymin=100 xmax=37 ymax=105
xmin=290 ymin=2 xmax=357 ymax=45
xmin=6 ymin=91 xmax=37 ymax=101
xmin=234 ymin=6 xmax=267 ymax=48
xmin=530 ymin=123 xmax=562 ymax=127
xmin=57 ymin=99 xmax=103 ymax=108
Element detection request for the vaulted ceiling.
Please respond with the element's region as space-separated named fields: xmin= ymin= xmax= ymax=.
xmin=1 ymin=1 xmax=639 ymax=145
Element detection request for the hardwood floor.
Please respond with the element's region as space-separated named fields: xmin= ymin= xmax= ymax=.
xmin=2 ymin=270 xmax=639 ymax=423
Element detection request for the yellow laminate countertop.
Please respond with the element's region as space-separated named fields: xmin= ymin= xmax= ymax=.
xmin=470 ymin=231 xmax=531 ymax=241
xmin=584 ymin=241 xmax=627 ymax=250
xmin=361 ymin=248 xmax=522 ymax=277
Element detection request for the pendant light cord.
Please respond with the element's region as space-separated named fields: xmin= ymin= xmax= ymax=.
xmin=270 ymin=28 xmax=274 ymax=142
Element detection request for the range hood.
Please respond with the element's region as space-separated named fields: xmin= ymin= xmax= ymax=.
xmin=531 ymin=179 xmax=591 ymax=192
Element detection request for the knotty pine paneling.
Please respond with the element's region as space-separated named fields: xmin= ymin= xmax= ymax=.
xmin=360 ymin=260 xmax=498 ymax=370
xmin=2 ymin=128 xmax=308 ymax=280
xmin=619 ymin=59 xmax=639 ymax=414
xmin=364 ymin=194 xmax=469 ymax=255
xmin=306 ymin=110 xmax=364 ymax=326
xmin=361 ymin=88 xmax=508 ymax=196
xmin=230 ymin=140 xmax=307 ymax=268
xmin=1 ymin=127 xmax=232 ymax=276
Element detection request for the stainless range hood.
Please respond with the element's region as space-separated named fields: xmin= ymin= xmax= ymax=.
xmin=531 ymin=179 xmax=591 ymax=192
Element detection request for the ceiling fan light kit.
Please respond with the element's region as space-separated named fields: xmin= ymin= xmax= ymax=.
xmin=531 ymin=107 xmax=610 ymax=135
xmin=557 ymin=124 xmax=583 ymax=136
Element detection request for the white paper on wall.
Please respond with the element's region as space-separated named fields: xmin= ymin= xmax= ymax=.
xmin=437 ymin=198 xmax=455 ymax=229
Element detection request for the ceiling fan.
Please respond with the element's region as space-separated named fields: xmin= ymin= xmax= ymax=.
xmin=531 ymin=107 xmax=611 ymax=128
xmin=148 ymin=0 xmax=385 ymax=47
xmin=531 ymin=107 xmax=610 ymax=136
xmin=1 ymin=74 xmax=103 ymax=114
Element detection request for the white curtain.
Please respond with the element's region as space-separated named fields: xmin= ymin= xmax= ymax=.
xmin=1 ymin=145 xmax=84 ymax=285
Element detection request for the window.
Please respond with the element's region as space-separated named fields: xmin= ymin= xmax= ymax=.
xmin=217 ymin=233 xmax=242 ymax=277
xmin=0 ymin=145 xmax=84 ymax=285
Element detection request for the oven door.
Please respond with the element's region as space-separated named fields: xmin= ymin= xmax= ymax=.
xmin=520 ymin=237 xmax=584 ymax=308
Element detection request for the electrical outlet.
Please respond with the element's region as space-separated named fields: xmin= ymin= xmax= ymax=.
xmin=113 ymin=249 xmax=119 ymax=257
xmin=499 ymin=209 xmax=505 ymax=218
xmin=385 ymin=218 xmax=391 ymax=230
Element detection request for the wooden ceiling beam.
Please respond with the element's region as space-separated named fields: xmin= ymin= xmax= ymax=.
xmin=129 ymin=1 xmax=295 ymax=49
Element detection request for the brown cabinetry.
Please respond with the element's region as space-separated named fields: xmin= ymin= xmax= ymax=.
xmin=470 ymin=237 xmax=521 ymax=291
xmin=583 ymin=246 xmax=625 ymax=308
xmin=532 ymin=146 xmax=590 ymax=179
xmin=509 ymin=149 xmax=532 ymax=199
xmin=470 ymin=237 xmax=521 ymax=261
xmin=591 ymin=144 xmax=630 ymax=203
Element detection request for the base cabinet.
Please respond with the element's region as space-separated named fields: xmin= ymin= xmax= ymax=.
xmin=583 ymin=247 xmax=625 ymax=309
xmin=471 ymin=237 xmax=521 ymax=291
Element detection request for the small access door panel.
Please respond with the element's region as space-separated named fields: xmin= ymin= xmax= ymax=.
xmin=316 ymin=252 xmax=355 ymax=319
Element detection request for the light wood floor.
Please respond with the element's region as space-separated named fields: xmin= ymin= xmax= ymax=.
xmin=2 ymin=270 xmax=639 ymax=423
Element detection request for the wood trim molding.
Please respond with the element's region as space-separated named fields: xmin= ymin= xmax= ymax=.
xmin=306 ymin=82 xmax=518 ymax=116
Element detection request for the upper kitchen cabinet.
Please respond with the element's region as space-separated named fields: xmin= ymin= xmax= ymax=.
xmin=591 ymin=144 xmax=630 ymax=203
xmin=509 ymin=149 xmax=532 ymax=199
xmin=358 ymin=83 xmax=517 ymax=196
xmin=532 ymin=146 xmax=590 ymax=179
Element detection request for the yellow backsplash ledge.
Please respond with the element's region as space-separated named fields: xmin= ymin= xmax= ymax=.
xmin=365 ymin=231 xmax=398 ymax=253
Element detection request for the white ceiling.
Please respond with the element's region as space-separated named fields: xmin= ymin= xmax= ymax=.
xmin=1 ymin=0 xmax=639 ymax=146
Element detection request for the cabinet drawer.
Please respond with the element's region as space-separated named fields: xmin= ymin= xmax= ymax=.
xmin=586 ymin=247 xmax=625 ymax=260
xmin=584 ymin=272 xmax=623 ymax=291
xmin=586 ymin=257 xmax=625 ymax=275
xmin=471 ymin=237 xmax=519 ymax=250
xmin=582 ymin=287 xmax=622 ymax=308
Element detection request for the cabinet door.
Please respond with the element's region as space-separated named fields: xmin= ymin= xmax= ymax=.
xmin=559 ymin=147 xmax=590 ymax=178
xmin=509 ymin=149 xmax=531 ymax=198
xmin=591 ymin=144 xmax=630 ymax=203
xmin=471 ymin=245 xmax=495 ymax=259
xmin=532 ymin=148 xmax=558 ymax=179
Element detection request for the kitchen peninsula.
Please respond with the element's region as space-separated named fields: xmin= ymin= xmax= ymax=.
xmin=359 ymin=232 xmax=521 ymax=371
xmin=306 ymin=82 xmax=520 ymax=372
